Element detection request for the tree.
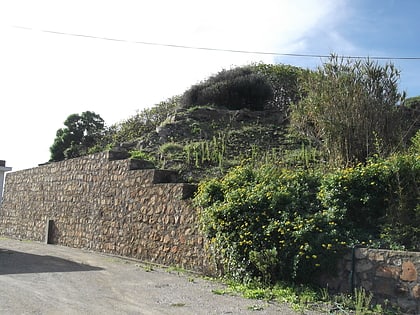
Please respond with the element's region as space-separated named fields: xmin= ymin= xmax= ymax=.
xmin=181 ymin=66 xmax=274 ymax=111
xmin=290 ymin=55 xmax=406 ymax=166
xmin=50 ymin=111 xmax=105 ymax=162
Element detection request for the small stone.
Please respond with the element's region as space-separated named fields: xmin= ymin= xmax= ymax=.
xmin=354 ymin=248 xmax=368 ymax=259
xmin=412 ymin=285 xmax=420 ymax=299
xmin=355 ymin=260 xmax=373 ymax=273
xmin=373 ymin=277 xmax=397 ymax=296
xmin=401 ymin=261 xmax=418 ymax=282
xmin=376 ymin=266 xmax=400 ymax=279
xmin=163 ymin=234 xmax=171 ymax=244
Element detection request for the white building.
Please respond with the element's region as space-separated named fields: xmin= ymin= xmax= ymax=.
xmin=0 ymin=160 xmax=12 ymax=203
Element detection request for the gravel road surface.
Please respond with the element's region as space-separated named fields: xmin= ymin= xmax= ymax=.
xmin=0 ymin=238 xmax=324 ymax=314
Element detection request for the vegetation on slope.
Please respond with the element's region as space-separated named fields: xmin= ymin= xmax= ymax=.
xmin=49 ymin=56 xmax=419 ymax=273
xmin=47 ymin=56 xmax=419 ymax=312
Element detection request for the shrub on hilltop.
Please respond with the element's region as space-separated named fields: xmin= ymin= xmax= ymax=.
xmin=181 ymin=66 xmax=274 ymax=111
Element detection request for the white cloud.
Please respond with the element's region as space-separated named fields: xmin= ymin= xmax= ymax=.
xmin=0 ymin=0 xmax=348 ymax=171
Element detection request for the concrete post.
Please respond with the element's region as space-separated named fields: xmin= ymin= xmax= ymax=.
xmin=0 ymin=160 xmax=12 ymax=203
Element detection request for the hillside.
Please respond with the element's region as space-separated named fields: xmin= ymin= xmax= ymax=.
xmin=49 ymin=61 xmax=418 ymax=180
xmin=114 ymin=105 xmax=293 ymax=182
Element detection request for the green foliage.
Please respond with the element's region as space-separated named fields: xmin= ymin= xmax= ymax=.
xmin=159 ymin=142 xmax=184 ymax=160
xmin=326 ymin=287 xmax=397 ymax=315
xmin=319 ymin=161 xmax=391 ymax=237
xmin=109 ymin=96 xmax=179 ymax=145
xmin=49 ymin=111 xmax=105 ymax=161
xmin=214 ymin=279 xmax=391 ymax=314
xmin=251 ymin=63 xmax=306 ymax=112
xmin=181 ymin=66 xmax=274 ymax=111
xmin=320 ymin=154 xmax=420 ymax=250
xmin=184 ymin=133 xmax=228 ymax=169
xmin=129 ymin=150 xmax=153 ymax=161
xmin=409 ymin=129 xmax=420 ymax=154
xmin=196 ymin=164 xmax=348 ymax=284
xmin=291 ymin=55 xmax=406 ymax=166
xmin=404 ymin=95 xmax=420 ymax=109
xmin=196 ymin=152 xmax=419 ymax=286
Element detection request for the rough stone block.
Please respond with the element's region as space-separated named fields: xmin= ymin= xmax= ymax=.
xmin=355 ymin=260 xmax=373 ymax=273
xmin=401 ymin=261 xmax=418 ymax=282
xmin=412 ymin=284 xmax=420 ymax=299
xmin=373 ymin=277 xmax=398 ymax=297
xmin=129 ymin=159 xmax=155 ymax=170
xmin=152 ymin=170 xmax=179 ymax=184
xmin=376 ymin=265 xmax=400 ymax=279
xmin=355 ymin=248 xmax=368 ymax=259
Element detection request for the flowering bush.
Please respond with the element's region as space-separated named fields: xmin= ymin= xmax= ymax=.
xmin=196 ymin=152 xmax=419 ymax=285
xmin=320 ymin=154 xmax=420 ymax=250
xmin=195 ymin=165 xmax=349 ymax=284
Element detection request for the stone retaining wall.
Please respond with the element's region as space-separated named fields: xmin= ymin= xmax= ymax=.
xmin=1 ymin=152 xmax=419 ymax=312
xmin=0 ymin=151 xmax=214 ymax=274
xmin=319 ymin=247 xmax=420 ymax=314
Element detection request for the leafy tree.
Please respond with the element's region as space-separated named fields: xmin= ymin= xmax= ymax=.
xmin=50 ymin=111 xmax=105 ymax=161
xmin=181 ymin=66 xmax=274 ymax=111
xmin=291 ymin=55 xmax=406 ymax=166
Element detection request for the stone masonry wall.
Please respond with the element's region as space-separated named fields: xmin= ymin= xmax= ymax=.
xmin=319 ymin=247 xmax=420 ymax=314
xmin=1 ymin=151 xmax=419 ymax=312
xmin=0 ymin=151 xmax=214 ymax=274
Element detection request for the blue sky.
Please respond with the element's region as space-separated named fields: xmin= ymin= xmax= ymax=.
xmin=0 ymin=0 xmax=419 ymax=171
xmin=277 ymin=0 xmax=420 ymax=96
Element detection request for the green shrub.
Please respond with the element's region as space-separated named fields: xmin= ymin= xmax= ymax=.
xmin=196 ymin=152 xmax=419 ymax=286
xmin=159 ymin=142 xmax=184 ymax=160
xmin=109 ymin=96 xmax=179 ymax=145
xmin=195 ymin=164 xmax=348 ymax=284
xmin=159 ymin=142 xmax=184 ymax=154
xmin=319 ymin=161 xmax=391 ymax=237
xmin=380 ymin=154 xmax=420 ymax=250
xmin=181 ymin=66 xmax=273 ymax=111
xmin=251 ymin=63 xmax=306 ymax=111
xmin=409 ymin=130 xmax=420 ymax=154
xmin=129 ymin=150 xmax=153 ymax=161
xmin=319 ymin=154 xmax=420 ymax=250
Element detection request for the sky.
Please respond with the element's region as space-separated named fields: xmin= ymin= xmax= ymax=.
xmin=0 ymin=0 xmax=419 ymax=171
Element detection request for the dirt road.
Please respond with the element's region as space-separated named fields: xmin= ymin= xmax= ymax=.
xmin=0 ymin=238 xmax=323 ymax=314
